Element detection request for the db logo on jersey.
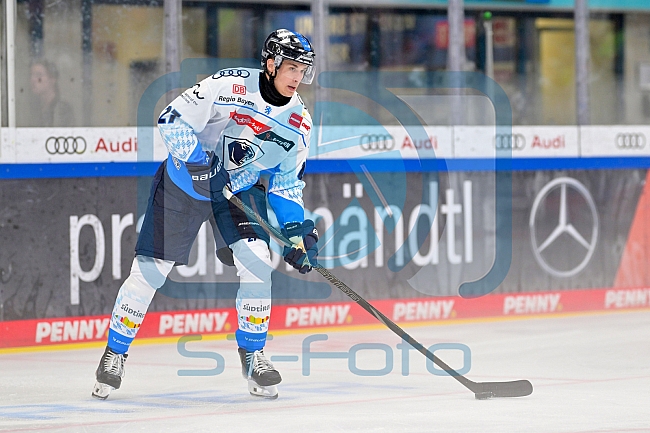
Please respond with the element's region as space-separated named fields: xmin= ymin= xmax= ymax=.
xmin=233 ymin=84 xmax=246 ymax=95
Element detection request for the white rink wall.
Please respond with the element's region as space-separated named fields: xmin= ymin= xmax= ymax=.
xmin=1 ymin=125 xmax=650 ymax=163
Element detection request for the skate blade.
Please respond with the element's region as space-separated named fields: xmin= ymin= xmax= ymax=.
xmin=91 ymin=382 xmax=114 ymax=400
xmin=247 ymin=380 xmax=278 ymax=399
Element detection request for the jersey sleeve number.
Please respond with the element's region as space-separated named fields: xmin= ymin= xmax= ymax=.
xmin=158 ymin=106 xmax=182 ymax=124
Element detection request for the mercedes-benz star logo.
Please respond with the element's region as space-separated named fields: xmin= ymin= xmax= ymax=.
xmin=529 ymin=177 xmax=598 ymax=278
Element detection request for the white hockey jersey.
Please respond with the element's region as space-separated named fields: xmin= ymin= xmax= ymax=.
xmin=157 ymin=67 xmax=312 ymax=227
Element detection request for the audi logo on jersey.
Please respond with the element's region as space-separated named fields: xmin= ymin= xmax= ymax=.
xmin=211 ymin=69 xmax=250 ymax=79
xmin=615 ymin=133 xmax=646 ymax=149
xmin=45 ymin=136 xmax=87 ymax=155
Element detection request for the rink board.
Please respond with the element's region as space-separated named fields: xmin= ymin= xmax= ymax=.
xmin=4 ymin=127 xmax=650 ymax=353
xmin=2 ymin=287 xmax=649 ymax=350
xmin=1 ymin=169 xmax=648 ymax=322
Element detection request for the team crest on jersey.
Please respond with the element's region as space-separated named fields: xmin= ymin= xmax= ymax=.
xmin=224 ymin=136 xmax=264 ymax=168
xmin=255 ymin=131 xmax=296 ymax=152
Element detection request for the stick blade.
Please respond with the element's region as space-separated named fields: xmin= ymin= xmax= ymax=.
xmin=473 ymin=380 xmax=533 ymax=399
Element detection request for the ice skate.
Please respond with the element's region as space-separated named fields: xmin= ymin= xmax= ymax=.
xmin=238 ymin=348 xmax=282 ymax=399
xmin=92 ymin=346 xmax=128 ymax=400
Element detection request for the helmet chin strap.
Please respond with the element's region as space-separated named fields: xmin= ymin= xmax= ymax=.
xmin=265 ymin=70 xmax=276 ymax=86
xmin=264 ymin=56 xmax=283 ymax=86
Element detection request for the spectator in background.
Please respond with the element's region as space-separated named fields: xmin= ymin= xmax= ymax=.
xmin=29 ymin=59 xmax=75 ymax=127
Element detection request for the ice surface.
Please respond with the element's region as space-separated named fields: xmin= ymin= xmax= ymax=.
xmin=1 ymin=310 xmax=649 ymax=432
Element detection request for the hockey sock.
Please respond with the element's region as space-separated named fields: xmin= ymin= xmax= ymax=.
xmin=231 ymin=239 xmax=273 ymax=352
xmin=107 ymin=256 xmax=174 ymax=354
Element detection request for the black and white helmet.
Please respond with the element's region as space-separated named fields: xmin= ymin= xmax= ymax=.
xmin=261 ymin=29 xmax=316 ymax=85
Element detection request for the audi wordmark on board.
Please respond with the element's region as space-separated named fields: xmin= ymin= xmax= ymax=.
xmin=359 ymin=133 xmax=395 ymax=151
xmin=615 ymin=133 xmax=646 ymax=149
xmin=45 ymin=137 xmax=87 ymax=155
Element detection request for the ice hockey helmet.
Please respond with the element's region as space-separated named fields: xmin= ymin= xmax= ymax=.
xmin=261 ymin=29 xmax=315 ymax=84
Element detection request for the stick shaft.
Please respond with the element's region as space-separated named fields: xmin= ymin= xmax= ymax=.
xmin=223 ymin=187 xmax=475 ymax=391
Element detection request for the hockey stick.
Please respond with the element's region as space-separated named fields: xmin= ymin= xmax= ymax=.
xmin=223 ymin=187 xmax=533 ymax=399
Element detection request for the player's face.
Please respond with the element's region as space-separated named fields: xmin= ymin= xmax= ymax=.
xmin=268 ymin=59 xmax=309 ymax=97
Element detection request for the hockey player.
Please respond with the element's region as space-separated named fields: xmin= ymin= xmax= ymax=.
xmin=92 ymin=29 xmax=319 ymax=400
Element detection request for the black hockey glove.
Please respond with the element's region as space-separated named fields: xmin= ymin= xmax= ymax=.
xmin=281 ymin=220 xmax=319 ymax=274
xmin=187 ymin=152 xmax=230 ymax=204
xmin=216 ymin=247 xmax=235 ymax=267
